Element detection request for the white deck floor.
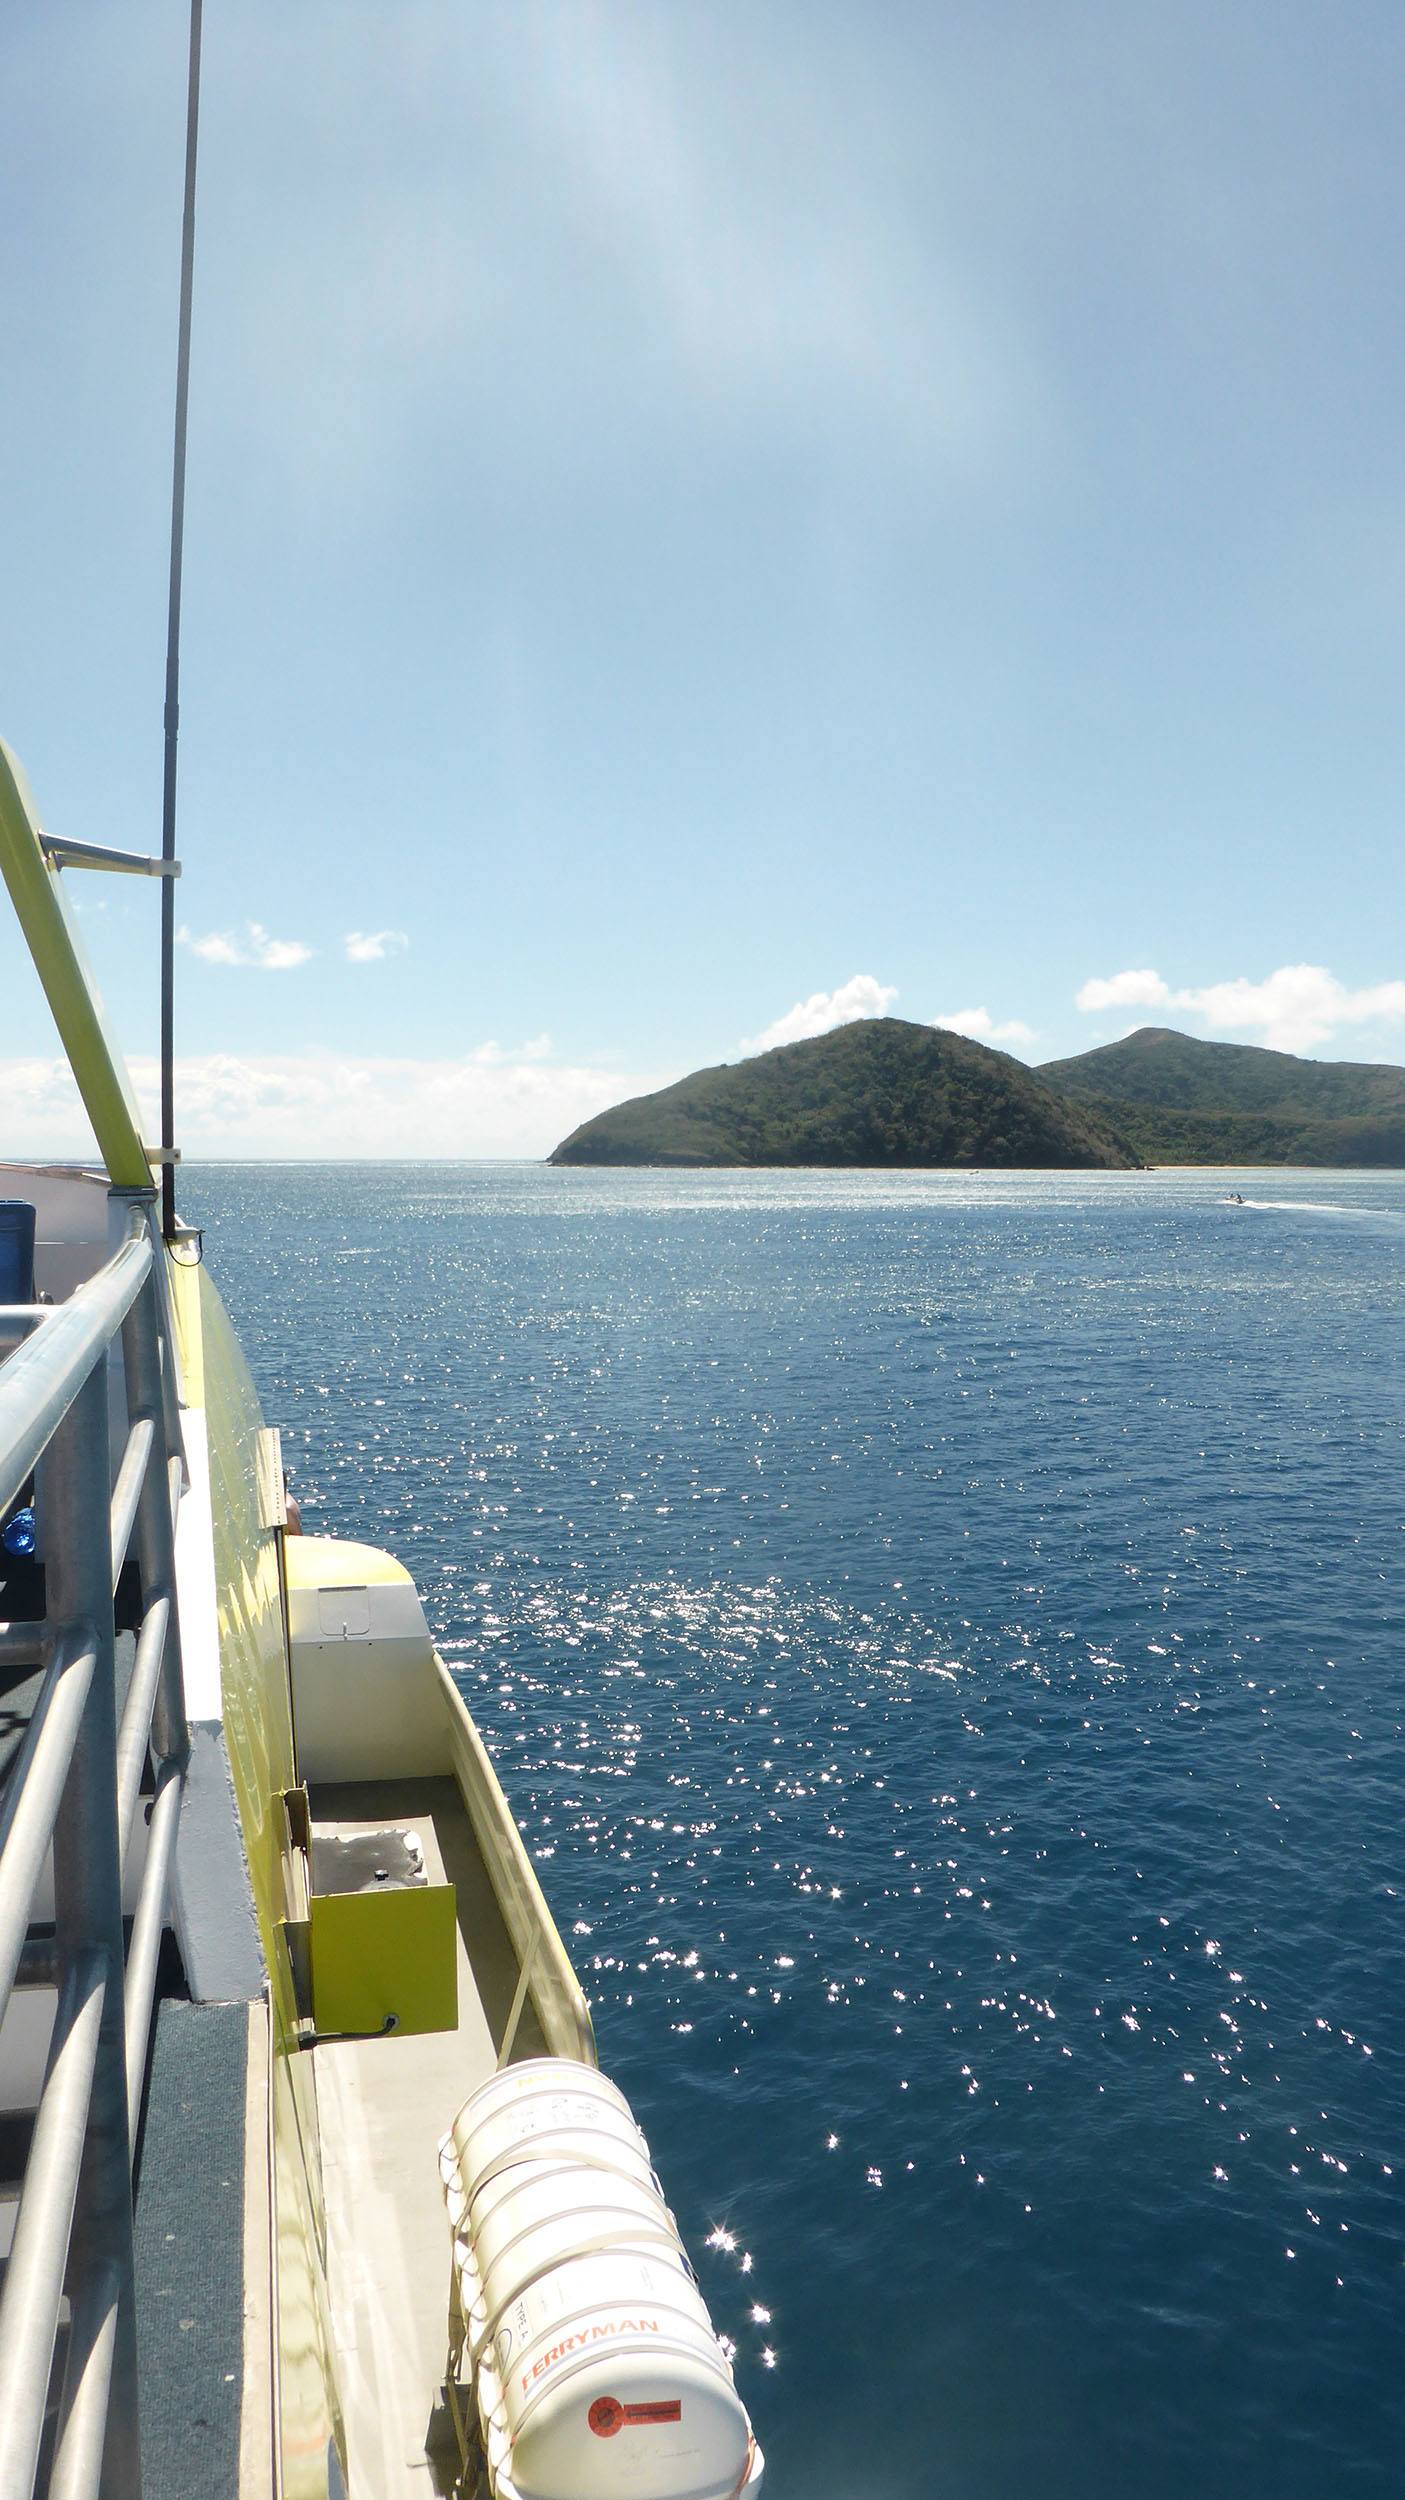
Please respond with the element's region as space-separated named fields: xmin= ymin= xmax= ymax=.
xmin=310 ymin=1775 xmax=547 ymax=2500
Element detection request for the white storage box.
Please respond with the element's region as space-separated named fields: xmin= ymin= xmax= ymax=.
xmin=285 ymin=1535 xmax=451 ymax=1781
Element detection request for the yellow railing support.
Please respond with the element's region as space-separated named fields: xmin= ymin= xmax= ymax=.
xmin=0 ymin=739 xmax=151 ymax=1188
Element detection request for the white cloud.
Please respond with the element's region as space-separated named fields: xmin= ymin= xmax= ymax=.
xmin=1075 ymin=962 xmax=1405 ymax=1054
xmin=344 ymin=929 xmax=410 ymax=963
xmin=179 ymin=922 xmax=314 ymax=971
xmin=0 ymin=1046 xmax=674 ymax=1162
xmin=0 ymin=1058 xmax=103 ymax=1143
xmin=178 ymin=928 xmax=244 ymax=967
xmin=252 ymin=932 xmax=314 ymax=972
xmin=932 ymin=1006 xmax=1035 ymax=1048
xmin=742 ymin=973 xmax=898 ymax=1055
xmin=1075 ymin=969 xmax=1171 ymax=1014
xmin=741 ymin=979 xmax=1036 ymax=1058
xmin=1181 ymin=966 xmax=1405 ymax=1053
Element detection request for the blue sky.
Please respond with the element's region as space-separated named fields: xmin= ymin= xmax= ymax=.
xmin=4 ymin=1 xmax=1404 ymax=1155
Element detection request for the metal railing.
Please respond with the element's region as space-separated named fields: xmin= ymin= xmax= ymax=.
xmin=0 ymin=1201 xmax=189 ymax=2500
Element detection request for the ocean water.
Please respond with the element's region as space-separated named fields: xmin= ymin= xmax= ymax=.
xmin=181 ymin=1163 xmax=1404 ymax=2499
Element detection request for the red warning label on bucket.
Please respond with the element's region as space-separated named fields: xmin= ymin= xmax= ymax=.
xmin=589 ymin=2397 xmax=683 ymax=2437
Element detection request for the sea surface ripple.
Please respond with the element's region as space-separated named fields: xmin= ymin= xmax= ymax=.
xmin=183 ymin=1164 xmax=1405 ymax=2499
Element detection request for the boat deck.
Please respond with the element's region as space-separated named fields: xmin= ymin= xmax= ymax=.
xmin=2 ymin=1992 xmax=262 ymax=2500
xmin=309 ymin=1774 xmax=547 ymax=2500
xmin=134 ymin=1996 xmax=265 ymax=2500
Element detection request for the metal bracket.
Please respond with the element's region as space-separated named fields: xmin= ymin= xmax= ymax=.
xmin=41 ymin=833 xmax=182 ymax=879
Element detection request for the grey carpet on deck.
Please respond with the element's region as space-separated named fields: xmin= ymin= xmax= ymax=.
xmin=134 ymin=1997 xmax=248 ymax=2499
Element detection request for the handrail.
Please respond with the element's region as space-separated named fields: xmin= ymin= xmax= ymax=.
xmin=0 ymin=1234 xmax=151 ymax=1518
xmin=0 ymin=1950 xmax=110 ymax=2494
xmin=0 ymin=1210 xmax=190 ymax=2500
xmin=0 ymin=739 xmax=151 ymax=1189
xmin=439 ymin=1666 xmax=597 ymax=2068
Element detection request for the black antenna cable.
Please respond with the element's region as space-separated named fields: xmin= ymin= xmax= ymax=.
xmin=161 ymin=0 xmax=202 ymax=1240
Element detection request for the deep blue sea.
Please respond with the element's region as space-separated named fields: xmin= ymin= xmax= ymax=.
xmin=181 ymin=1164 xmax=1404 ymax=2500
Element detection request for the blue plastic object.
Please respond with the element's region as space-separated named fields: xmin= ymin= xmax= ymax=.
xmin=2 ymin=1506 xmax=36 ymax=1558
xmin=0 ymin=1200 xmax=36 ymax=1305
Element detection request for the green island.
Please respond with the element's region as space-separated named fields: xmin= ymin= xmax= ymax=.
xmin=550 ymin=1018 xmax=1140 ymax=1168
xmin=1039 ymin=1026 xmax=1405 ymax=1165
xmin=551 ymin=1018 xmax=1405 ymax=1168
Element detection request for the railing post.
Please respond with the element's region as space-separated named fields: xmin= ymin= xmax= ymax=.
xmin=120 ymin=1260 xmax=189 ymax=1770
xmin=111 ymin=1194 xmax=186 ymax=1482
xmin=42 ymin=1360 xmax=143 ymax=2500
xmin=148 ymin=1232 xmax=187 ymax=1480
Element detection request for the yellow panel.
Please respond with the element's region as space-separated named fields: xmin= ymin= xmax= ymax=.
xmin=190 ymin=1259 xmax=347 ymax=2493
xmin=441 ymin=1668 xmax=596 ymax=2066
xmin=310 ymin=1886 xmax=459 ymax=2039
xmin=195 ymin=1266 xmax=300 ymax=2016
xmin=284 ymin=1534 xmax=417 ymax=1591
xmin=273 ymin=2052 xmax=345 ymax=2500
xmin=167 ymin=1252 xmax=205 ymax=1406
xmin=0 ymin=738 xmax=151 ymax=1187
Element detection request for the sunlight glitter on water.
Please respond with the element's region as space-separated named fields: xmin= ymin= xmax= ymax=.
xmin=184 ymin=1163 xmax=1405 ymax=2500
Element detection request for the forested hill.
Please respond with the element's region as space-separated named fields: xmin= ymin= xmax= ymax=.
xmin=550 ymin=1019 xmax=1140 ymax=1168
xmin=1040 ymin=1026 xmax=1405 ymax=1164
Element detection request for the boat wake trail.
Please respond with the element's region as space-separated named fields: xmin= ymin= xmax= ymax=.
xmin=1239 ymin=1198 xmax=1405 ymax=1226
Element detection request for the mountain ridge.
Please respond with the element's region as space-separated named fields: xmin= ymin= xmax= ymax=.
xmin=1039 ymin=1026 xmax=1405 ymax=1164
xmin=550 ymin=1019 xmax=1140 ymax=1168
xmin=551 ymin=1020 xmax=1405 ymax=1170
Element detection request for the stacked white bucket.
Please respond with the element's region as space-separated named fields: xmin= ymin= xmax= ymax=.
xmin=440 ymin=2059 xmax=762 ymax=2500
